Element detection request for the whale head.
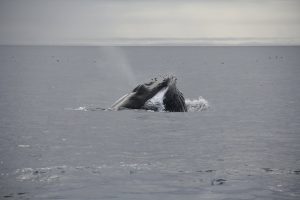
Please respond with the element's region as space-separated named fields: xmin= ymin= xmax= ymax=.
xmin=132 ymin=75 xmax=172 ymax=98
xmin=129 ymin=75 xmax=174 ymax=107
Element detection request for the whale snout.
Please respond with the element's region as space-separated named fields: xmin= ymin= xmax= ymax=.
xmin=153 ymin=75 xmax=177 ymax=89
xmin=162 ymin=75 xmax=177 ymax=86
xmin=159 ymin=74 xmax=175 ymax=82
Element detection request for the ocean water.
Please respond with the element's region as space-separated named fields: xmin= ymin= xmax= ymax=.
xmin=0 ymin=46 xmax=300 ymax=200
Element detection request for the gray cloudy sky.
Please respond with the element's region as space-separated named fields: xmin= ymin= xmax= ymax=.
xmin=0 ymin=0 xmax=300 ymax=45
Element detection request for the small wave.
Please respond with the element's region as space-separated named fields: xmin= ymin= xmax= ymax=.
xmin=73 ymin=106 xmax=88 ymax=111
xmin=17 ymin=145 xmax=30 ymax=148
xmin=185 ymin=96 xmax=209 ymax=112
xmin=15 ymin=166 xmax=64 ymax=182
xmin=64 ymin=106 xmax=89 ymax=111
xmin=66 ymin=106 xmax=108 ymax=111
xmin=68 ymin=96 xmax=208 ymax=112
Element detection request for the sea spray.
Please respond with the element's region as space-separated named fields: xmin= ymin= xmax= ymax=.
xmin=185 ymin=96 xmax=209 ymax=112
xmin=98 ymin=47 xmax=137 ymax=87
xmin=70 ymin=96 xmax=209 ymax=112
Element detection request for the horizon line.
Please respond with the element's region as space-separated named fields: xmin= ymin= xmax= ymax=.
xmin=1 ymin=37 xmax=300 ymax=46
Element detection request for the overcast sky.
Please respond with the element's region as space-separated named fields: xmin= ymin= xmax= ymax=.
xmin=0 ymin=0 xmax=300 ymax=45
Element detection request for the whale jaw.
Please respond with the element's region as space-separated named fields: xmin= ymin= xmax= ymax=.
xmin=143 ymin=83 xmax=187 ymax=112
xmin=143 ymin=86 xmax=169 ymax=112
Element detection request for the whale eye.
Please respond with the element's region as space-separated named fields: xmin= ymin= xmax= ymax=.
xmin=133 ymin=84 xmax=147 ymax=94
xmin=144 ymin=82 xmax=153 ymax=86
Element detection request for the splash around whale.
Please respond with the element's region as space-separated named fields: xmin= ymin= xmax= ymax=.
xmin=111 ymin=75 xmax=188 ymax=112
xmin=68 ymin=75 xmax=208 ymax=112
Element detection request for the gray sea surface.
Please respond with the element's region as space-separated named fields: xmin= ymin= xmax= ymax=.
xmin=0 ymin=46 xmax=300 ymax=200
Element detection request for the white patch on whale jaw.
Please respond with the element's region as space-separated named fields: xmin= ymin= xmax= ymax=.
xmin=144 ymin=87 xmax=169 ymax=111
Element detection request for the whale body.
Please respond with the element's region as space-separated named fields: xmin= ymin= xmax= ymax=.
xmin=111 ymin=75 xmax=187 ymax=112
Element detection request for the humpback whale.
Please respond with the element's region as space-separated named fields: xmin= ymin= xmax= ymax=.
xmin=111 ymin=75 xmax=187 ymax=112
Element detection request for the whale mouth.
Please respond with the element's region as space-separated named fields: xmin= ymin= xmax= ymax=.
xmin=142 ymin=76 xmax=181 ymax=111
xmin=143 ymin=86 xmax=169 ymax=111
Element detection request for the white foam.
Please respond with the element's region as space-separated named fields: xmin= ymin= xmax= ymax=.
xmin=65 ymin=106 xmax=88 ymax=111
xmin=74 ymin=106 xmax=88 ymax=111
xmin=185 ymin=96 xmax=209 ymax=112
xmin=17 ymin=145 xmax=30 ymax=148
xmin=67 ymin=94 xmax=208 ymax=112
